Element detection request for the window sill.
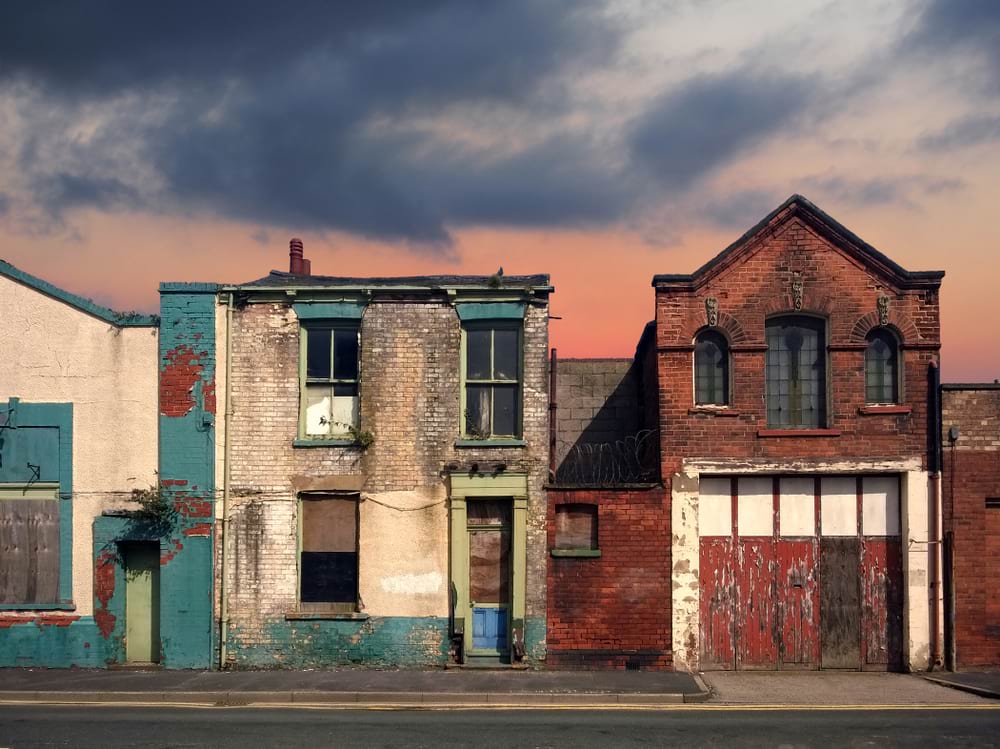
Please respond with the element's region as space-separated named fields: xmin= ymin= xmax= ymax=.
xmin=688 ymin=407 xmax=740 ymax=417
xmin=757 ymin=429 xmax=841 ymax=438
xmin=454 ymin=438 xmax=526 ymax=448
xmin=0 ymin=602 xmax=76 ymax=611
xmin=550 ymin=548 xmax=602 ymax=558
xmin=285 ymin=610 xmax=369 ymax=621
xmin=858 ymin=405 xmax=911 ymax=415
xmin=293 ymin=439 xmax=361 ymax=448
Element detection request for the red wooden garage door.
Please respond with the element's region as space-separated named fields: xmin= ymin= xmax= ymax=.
xmin=699 ymin=475 xmax=903 ymax=670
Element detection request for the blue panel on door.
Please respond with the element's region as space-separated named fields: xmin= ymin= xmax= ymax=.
xmin=472 ymin=607 xmax=508 ymax=652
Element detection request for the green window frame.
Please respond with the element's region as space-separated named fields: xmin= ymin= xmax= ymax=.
xmin=297 ymin=494 xmax=360 ymax=614
xmin=299 ymin=323 xmax=361 ymax=440
xmin=461 ymin=321 xmax=522 ymax=439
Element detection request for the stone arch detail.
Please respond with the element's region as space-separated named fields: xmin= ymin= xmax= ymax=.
xmin=850 ymin=309 xmax=918 ymax=345
xmin=682 ymin=310 xmax=749 ymax=344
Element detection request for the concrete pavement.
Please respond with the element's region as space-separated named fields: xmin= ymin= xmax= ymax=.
xmin=0 ymin=667 xmax=708 ymax=707
xmin=921 ymin=671 xmax=1000 ymax=700
xmin=2 ymin=668 xmax=997 ymax=708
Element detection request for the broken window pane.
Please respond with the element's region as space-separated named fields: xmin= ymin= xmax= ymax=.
xmin=493 ymin=329 xmax=518 ymax=380
xmin=467 ymin=329 xmax=491 ymax=380
xmin=492 ymin=385 xmax=517 ymax=436
xmin=465 ymin=385 xmax=491 ymax=436
xmin=306 ymin=328 xmax=332 ymax=379
xmin=305 ymin=385 xmax=332 ymax=436
xmin=333 ymin=328 xmax=359 ymax=380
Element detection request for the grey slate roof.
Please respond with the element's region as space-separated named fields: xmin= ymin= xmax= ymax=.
xmin=240 ymin=269 xmax=551 ymax=289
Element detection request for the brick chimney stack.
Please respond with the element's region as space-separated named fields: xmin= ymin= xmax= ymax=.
xmin=288 ymin=237 xmax=311 ymax=276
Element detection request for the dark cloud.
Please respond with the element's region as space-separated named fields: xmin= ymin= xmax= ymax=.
xmin=0 ymin=1 xmax=625 ymax=245
xmin=0 ymin=192 xmax=8 ymax=217
xmin=628 ymin=72 xmax=814 ymax=190
xmin=906 ymin=0 xmax=1000 ymax=94
xmin=700 ymin=189 xmax=783 ymax=229
xmin=916 ymin=114 xmax=1000 ymax=151
xmin=801 ymin=174 xmax=965 ymax=210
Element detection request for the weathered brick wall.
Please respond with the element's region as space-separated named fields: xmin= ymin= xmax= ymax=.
xmin=941 ymin=386 xmax=1000 ymax=668
xmin=223 ymin=297 xmax=549 ymax=667
xmin=546 ymin=486 xmax=671 ymax=670
xmin=656 ymin=213 xmax=940 ymax=478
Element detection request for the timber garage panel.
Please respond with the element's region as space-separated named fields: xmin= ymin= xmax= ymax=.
xmin=699 ymin=476 xmax=903 ymax=671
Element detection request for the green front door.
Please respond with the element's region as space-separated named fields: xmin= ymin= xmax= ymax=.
xmin=124 ymin=542 xmax=160 ymax=664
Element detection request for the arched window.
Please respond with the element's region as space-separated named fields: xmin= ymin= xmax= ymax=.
xmin=765 ymin=316 xmax=826 ymax=428
xmin=694 ymin=330 xmax=729 ymax=406
xmin=865 ymin=329 xmax=899 ymax=404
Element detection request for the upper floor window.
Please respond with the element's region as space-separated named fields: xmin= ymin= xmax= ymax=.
xmin=301 ymin=324 xmax=360 ymax=439
xmin=462 ymin=322 xmax=520 ymax=438
xmin=765 ymin=315 xmax=826 ymax=428
xmin=865 ymin=329 xmax=899 ymax=404
xmin=694 ymin=330 xmax=730 ymax=406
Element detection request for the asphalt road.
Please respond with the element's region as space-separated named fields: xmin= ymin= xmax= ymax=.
xmin=1 ymin=705 xmax=999 ymax=748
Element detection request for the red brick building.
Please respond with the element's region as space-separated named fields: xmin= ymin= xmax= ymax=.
xmin=941 ymin=384 xmax=1000 ymax=668
xmin=548 ymin=195 xmax=946 ymax=672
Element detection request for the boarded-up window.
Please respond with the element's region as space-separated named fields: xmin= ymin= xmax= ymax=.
xmin=299 ymin=494 xmax=358 ymax=612
xmin=0 ymin=485 xmax=60 ymax=604
xmin=554 ymin=504 xmax=598 ymax=550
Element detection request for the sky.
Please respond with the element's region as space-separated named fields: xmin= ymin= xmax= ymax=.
xmin=1 ymin=0 xmax=998 ymax=381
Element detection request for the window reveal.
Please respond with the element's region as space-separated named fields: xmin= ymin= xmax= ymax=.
xmin=464 ymin=325 xmax=520 ymax=438
xmin=299 ymin=494 xmax=359 ymax=612
xmin=765 ymin=316 xmax=827 ymax=428
xmin=303 ymin=325 xmax=359 ymax=437
xmin=865 ymin=329 xmax=900 ymax=404
xmin=694 ymin=330 xmax=729 ymax=406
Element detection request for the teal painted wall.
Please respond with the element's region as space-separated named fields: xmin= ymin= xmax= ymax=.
xmin=228 ymin=617 xmax=449 ymax=669
xmin=156 ymin=283 xmax=218 ymax=669
xmin=0 ymin=618 xmax=107 ymax=667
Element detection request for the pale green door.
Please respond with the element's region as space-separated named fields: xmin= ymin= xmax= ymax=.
xmin=124 ymin=543 xmax=160 ymax=664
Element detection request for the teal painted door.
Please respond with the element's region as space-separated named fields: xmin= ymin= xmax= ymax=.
xmin=468 ymin=499 xmax=511 ymax=655
xmin=124 ymin=543 xmax=160 ymax=664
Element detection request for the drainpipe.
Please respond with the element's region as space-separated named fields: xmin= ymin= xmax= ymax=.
xmin=219 ymin=292 xmax=234 ymax=669
xmin=549 ymin=348 xmax=557 ymax=482
xmin=928 ymin=361 xmax=944 ymax=670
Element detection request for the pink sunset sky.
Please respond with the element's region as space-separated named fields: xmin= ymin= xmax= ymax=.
xmin=1 ymin=1 xmax=998 ymax=381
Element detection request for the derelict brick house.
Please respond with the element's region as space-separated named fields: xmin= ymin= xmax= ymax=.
xmin=660 ymin=195 xmax=945 ymax=672
xmin=548 ymin=195 xmax=945 ymax=672
xmin=212 ymin=241 xmax=552 ymax=668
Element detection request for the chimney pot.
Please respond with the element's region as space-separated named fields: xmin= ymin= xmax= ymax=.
xmin=289 ymin=237 xmax=307 ymax=275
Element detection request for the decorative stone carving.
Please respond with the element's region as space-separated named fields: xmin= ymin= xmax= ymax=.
xmin=705 ymin=297 xmax=719 ymax=327
xmin=791 ymin=277 xmax=803 ymax=311
xmin=877 ymin=295 xmax=890 ymax=326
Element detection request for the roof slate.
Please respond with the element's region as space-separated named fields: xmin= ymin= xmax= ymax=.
xmin=240 ymin=270 xmax=551 ymax=289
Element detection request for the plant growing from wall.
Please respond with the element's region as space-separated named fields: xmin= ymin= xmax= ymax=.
xmin=129 ymin=485 xmax=178 ymax=531
xmin=318 ymin=417 xmax=375 ymax=448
